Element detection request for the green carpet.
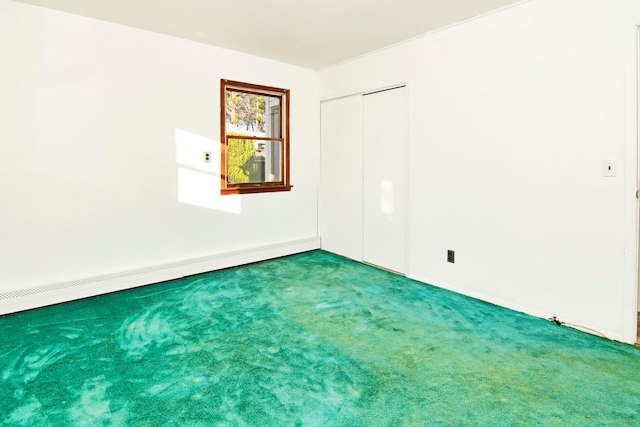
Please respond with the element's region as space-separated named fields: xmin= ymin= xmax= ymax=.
xmin=1 ymin=250 xmax=639 ymax=426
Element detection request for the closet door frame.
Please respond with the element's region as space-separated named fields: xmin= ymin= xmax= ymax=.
xmin=319 ymin=83 xmax=409 ymax=274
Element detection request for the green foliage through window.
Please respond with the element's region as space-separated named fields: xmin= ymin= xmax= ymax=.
xmin=227 ymin=139 xmax=254 ymax=183
xmin=225 ymin=92 xmax=267 ymax=133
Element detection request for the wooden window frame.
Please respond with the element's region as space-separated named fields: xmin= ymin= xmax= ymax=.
xmin=220 ymin=79 xmax=292 ymax=195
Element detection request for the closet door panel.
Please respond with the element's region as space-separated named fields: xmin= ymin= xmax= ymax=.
xmin=363 ymin=87 xmax=406 ymax=273
xmin=319 ymin=96 xmax=363 ymax=261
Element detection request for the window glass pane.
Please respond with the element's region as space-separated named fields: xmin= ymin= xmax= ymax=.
xmin=225 ymin=91 xmax=281 ymax=138
xmin=227 ymin=138 xmax=282 ymax=184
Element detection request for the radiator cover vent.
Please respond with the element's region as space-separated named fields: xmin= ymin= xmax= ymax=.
xmin=0 ymin=262 xmax=182 ymax=301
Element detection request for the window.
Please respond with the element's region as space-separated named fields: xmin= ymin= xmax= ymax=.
xmin=220 ymin=79 xmax=291 ymax=195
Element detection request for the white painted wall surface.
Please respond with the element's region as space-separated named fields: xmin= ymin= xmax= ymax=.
xmin=319 ymin=96 xmax=363 ymax=261
xmin=0 ymin=1 xmax=319 ymax=293
xmin=320 ymin=0 xmax=640 ymax=343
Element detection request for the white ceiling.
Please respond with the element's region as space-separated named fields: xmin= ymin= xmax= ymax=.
xmin=13 ymin=0 xmax=527 ymax=69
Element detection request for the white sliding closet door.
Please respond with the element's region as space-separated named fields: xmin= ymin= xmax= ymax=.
xmin=363 ymin=87 xmax=406 ymax=273
xmin=319 ymin=96 xmax=363 ymax=261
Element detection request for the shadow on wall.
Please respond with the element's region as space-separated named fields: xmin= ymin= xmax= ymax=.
xmin=175 ymin=128 xmax=241 ymax=214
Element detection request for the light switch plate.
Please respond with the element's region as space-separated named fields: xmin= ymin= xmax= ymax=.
xmin=603 ymin=159 xmax=616 ymax=177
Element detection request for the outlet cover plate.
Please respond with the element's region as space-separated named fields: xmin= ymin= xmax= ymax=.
xmin=447 ymin=250 xmax=455 ymax=263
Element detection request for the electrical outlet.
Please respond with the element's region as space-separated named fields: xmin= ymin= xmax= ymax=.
xmin=204 ymin=151 xmax=211 ymax=163
xmin=447 ymin=250 xmax=455 ymax=263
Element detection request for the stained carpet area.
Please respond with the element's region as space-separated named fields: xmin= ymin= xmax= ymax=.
xmin=1 ymin=251 xmax=640 ymax=426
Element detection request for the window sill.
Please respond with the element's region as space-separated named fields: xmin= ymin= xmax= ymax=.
xmin=221 ymin=185 xmax=293 ymax=195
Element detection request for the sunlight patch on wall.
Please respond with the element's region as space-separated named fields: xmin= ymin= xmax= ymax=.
xmin=178 ymin=168 xmax=241 ymax=214
xmin=175 ymin=128 xmax=241 ymax=214
xmin=380 ymin=180 xmax=395 ymax=216
xmin=175 ymin=129 xmax=216 ymax=173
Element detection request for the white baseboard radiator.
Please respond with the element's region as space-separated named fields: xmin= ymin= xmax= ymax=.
xmin=0 ymin=237 xmax=320 ymax=316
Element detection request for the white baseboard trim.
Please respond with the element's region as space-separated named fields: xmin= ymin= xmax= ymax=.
xmin=408 ymin=273 xmax=626 ymax=344
xmin=0 ymin=237 xmax=320 ymax=316
xmin=182 ymin=237 xmax=320 ymax=277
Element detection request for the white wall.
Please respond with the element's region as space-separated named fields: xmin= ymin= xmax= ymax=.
xmin=0 ymin=1 xmax=319 ymax=297
xmin=627 ymin=0 xmax=640 ymax=323
xmin=320 ymin=0 xmax=640 ymax=343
